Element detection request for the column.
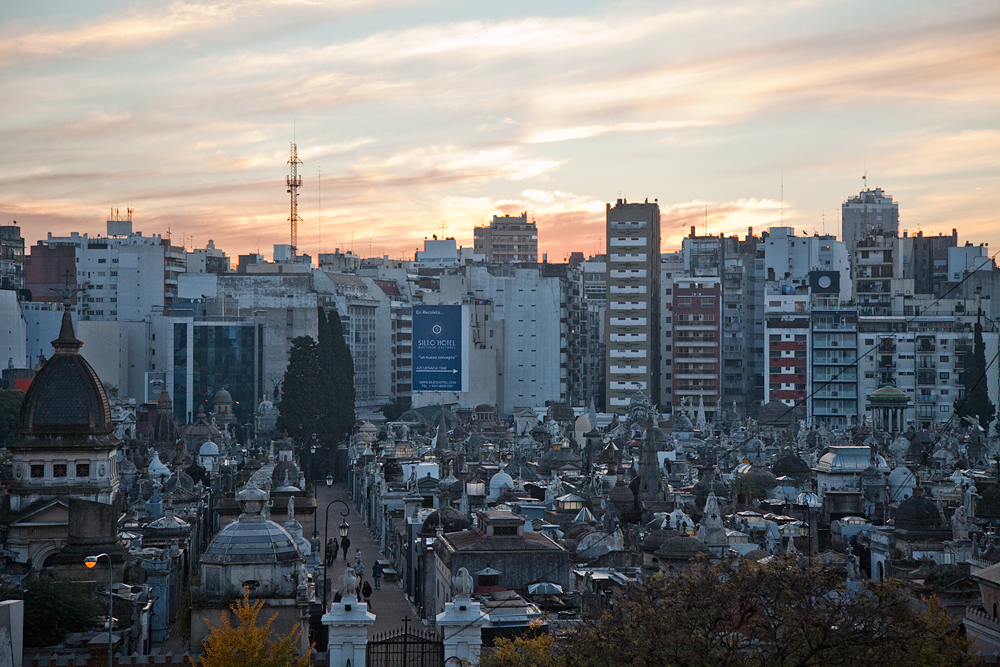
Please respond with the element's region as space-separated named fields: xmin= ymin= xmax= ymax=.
xmin=323 ymin=599 xmax=375 ymax=667
xmin=436 ymin=598 xmax=487 ymax=667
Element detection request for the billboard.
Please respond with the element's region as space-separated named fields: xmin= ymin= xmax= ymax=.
xmin=413 ymin=304 xmax=468 ymax=392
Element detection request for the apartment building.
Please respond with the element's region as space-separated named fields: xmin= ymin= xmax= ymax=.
xmin=605 ymin=199 xmax=660 ymax=413
xmin=474 ymin=213 xmax=538 ymax=264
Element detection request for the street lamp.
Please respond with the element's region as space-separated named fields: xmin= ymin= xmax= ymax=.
xmin=322 ymin=499 xmax=351 ymax=611
xmin=85 ymin=553 xmax=113 ymax=667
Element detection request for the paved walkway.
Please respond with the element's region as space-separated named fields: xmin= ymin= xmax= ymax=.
xmin=315 ymin=483 xmax=421 ymax=637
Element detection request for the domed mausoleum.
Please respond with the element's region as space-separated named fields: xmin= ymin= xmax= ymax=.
xmin=4 ymin=306 xmax=123 ymax=572
xmin=192 ymin=483 xmax=311 ymax=652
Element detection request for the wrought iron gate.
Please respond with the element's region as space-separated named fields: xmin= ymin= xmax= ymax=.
xmin=366 ymin=617 xmax=444 ymax=667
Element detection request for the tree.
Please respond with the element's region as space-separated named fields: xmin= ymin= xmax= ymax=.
xmin=0 ymin=577 xmax=97 ymax=647
xmin=480 ymin=626 xmax=563 ymax=667
xmin=956 ymin=321 xmax=995 ymax=431
xmin=0 ymin=388 xmax=24 ymax=445
xmin=318 ymin=308 xmax=355 ymax=443
xmin=276 ymin=309 xmax=356 ymax=447
xmin=483 ymin=557 xmax=979 ymax=667
xmin=195 ymin=591 xmax=311 ymax=667
xmin=276 ymin=336 xmax=324 ymax=442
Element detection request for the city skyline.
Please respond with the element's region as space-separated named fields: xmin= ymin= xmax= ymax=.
xmin=2 ymin=0 xmax=998 ymax=261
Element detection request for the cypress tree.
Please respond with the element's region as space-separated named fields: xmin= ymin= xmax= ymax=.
xmin=325 ymin=308 xmax=356 ymax=441
xmin=276 ymin=335 xmax=323 ymax=441
xmin=956 ymin=320 xmax=995 ymax=431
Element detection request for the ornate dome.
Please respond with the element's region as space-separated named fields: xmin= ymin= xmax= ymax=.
xmin=212 ymin=388 xmax=233 ymax=405
xmin=772 ymin=452 xmax=810 ymax=482
xmin=420 ymin=506 xmax=472 ymax=536
xmin=655 ymin=535 xmax=711 ymax=559
xmin=148 ymin=451 xmax=171 ymax=483
xmin=202 ymin=514 xmax=300 ymax=565
xmin=673 ymin=413 xmax=694 ymax=432
xmin=869 ymin=386 xmax=910 ymax=404
xmin=17 ymin=308 xmax=112 ymax=437
xmin=640 ymin=528 xmax=681 ymax=552
xmin=739 ymin=468 xmax=778 ymax=491
xmin=199 ymin=441 xmax=220 ymax=457
xmin=895 ymin=493 xmax=944 ymax=532
xmin=489 ymin=465 xmax=514 ymax=494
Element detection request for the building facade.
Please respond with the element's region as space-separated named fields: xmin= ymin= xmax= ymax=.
xmin=473 ymin=213 xmax=538 ymax=264
xmin=605 ymin=199 xmax=661 ymax=413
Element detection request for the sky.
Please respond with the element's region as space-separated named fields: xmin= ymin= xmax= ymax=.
xmin=1 ymin=0 xmax=998 ymax=263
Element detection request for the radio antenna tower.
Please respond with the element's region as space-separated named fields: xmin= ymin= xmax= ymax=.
xmin=286 ymin=142 xmax=303 ymax=258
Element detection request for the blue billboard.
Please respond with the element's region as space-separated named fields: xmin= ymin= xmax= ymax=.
xmin=413 ymin=304 xmax=466 ymax=392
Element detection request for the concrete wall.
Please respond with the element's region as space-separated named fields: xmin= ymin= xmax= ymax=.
xmin=469 ymin=267 xmax=562 ymax=413
xmin=0 ymin=292 xmax=26 ymax=370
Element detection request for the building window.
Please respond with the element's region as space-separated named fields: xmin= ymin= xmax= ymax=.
xmin=76 ymin=463 xmax=91 ymax=477
xmin=31 ymin=464 xmax=44 ymax=478
xmin=53 ymin=464 xmax=67 ymax=477
xmin=940 ymin=356 xmax=949 ymax=362
xmin=940 ymin=405 xmax=950 ymax=413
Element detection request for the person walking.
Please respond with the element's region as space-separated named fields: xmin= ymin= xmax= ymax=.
xmin=339 ymin=536 xmax=351 ymax=560
xmin=361 ymin=580 xmax=372 ymax=605
xmin=325 ymin=538 xmax=337 ymax=567
xmin=355 ymin=547 xmax=362 ymax=564
xmin=372 ymin=561 xmax=383 ymax=590
xmin=353 ymin=557 xmax=364 ymax=596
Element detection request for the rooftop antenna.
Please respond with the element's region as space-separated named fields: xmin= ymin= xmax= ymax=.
xmin=286 ymin=141 xmax=303 ymax=259
xmin=780 ymin=172 xmax=784 ymax=226
xmin=822 ymin=210 xmax=826 ymax=235
xmin=704 ymin=205 xmax=708 ymax=236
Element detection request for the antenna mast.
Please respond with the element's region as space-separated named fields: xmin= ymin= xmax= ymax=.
xmin=286 ymin=142 xmax=303 ymax=258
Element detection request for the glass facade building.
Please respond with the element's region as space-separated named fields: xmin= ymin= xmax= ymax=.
xmin=171 ymin=318 xmax=264 ymax=425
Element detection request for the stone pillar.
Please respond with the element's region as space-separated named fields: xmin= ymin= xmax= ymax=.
xmin=436 ymin=599 xmax=487 ymax=667
xmin=141 ymin=550 xmax=172 ymax=643
xmin=323 ymin=599 xmax=375 ymax=667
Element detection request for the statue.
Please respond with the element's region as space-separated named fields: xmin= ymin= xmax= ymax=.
xmin=339 ymin=566 xmax=359 ymax=598
xmin=966 ymin=484 xmax=980 ymax=520
xmin=287 ymin=495 xmax=295 ymax=521
xmin=453 ymin=567 xmax=474 ymax=600
xmin=952 ymin=505 xmax=969 ymax=540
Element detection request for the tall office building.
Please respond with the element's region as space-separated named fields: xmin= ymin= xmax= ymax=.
xmin=842 ymin=186 xmax=899 ymax=253
xmin=474 ymin=213 xmax=538 ymax=263
xmin=605 ymin=198 xmax=660 ymax=413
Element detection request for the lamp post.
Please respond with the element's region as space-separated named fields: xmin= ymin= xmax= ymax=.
xmin=84 ymin=553 xmax=113 ymax=667
xmin=322 ymin=499 xmax=351 ymax=611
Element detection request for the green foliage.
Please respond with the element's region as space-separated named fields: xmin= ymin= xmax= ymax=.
xmin=195 ymin=591 xmax=311 ymax=667
xmin=276 ymin=309 xmax=356 ymax=449
xmin=482 ymin=558 xmax=979 ymax=667
xmin=956 ymin=321 xmax=995 ymax=431
xmin=0 ymin=577 xmax=98 ymax=647
xmin=319 ymin=308 xmax=355 ymax=443
xmin=0 ymin=389 xmax=24 ymax=446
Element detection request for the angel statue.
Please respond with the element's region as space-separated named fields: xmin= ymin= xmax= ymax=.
xmin=453 ymin=567 xmax=474 ymax=600
xmin=339 ymin=566 xmax=359 ymax=598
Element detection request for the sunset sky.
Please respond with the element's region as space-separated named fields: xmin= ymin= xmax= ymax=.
xmin=2 ymin=0 xmax=998 ymax=262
